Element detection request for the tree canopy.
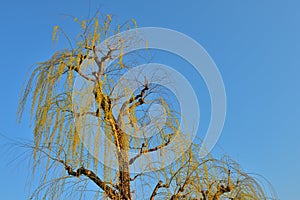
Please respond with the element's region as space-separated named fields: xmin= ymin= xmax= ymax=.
xmin=18 ymin=13 xmax=276 ymax=200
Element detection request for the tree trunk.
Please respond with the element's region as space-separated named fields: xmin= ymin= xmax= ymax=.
xmin=116 ymin=130 xmax=131 ymax=200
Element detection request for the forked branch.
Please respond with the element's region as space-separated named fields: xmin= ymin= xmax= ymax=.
xmin=118 ymin=81 xmax=149 ymax=124
xmin=93 ymin=46 xmax=114 ymax=79
xmin=150 ymin=180 xmax=169 ymax=200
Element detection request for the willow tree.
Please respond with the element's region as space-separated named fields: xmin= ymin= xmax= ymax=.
xmin=18 ymin=14 xmax=276 ymax=200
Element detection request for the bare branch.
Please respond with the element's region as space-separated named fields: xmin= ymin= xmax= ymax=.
xmin=149 ymin=180 xmax=169 ymax=200
xmin=57 ymin=159 xmax=120 ymax=200
xmin=129 ymin=137 xmax=171 ymax=165
xmin=117 ymin=81 xmax=149 ymax=124
xmin=130 ymin=173 xmax=143 ymax=181
xmin=74 ymin=67 xmax=95 ymax=82
xmin=93 ymin=47 xmax=114 ymax=79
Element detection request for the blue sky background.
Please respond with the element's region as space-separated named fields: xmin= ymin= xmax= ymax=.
xmin=0 ymin=0 xmax=299 ymax=199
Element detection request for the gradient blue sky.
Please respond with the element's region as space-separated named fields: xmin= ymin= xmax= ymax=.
xmin=1 ymin=1 xmax=299 ymax=199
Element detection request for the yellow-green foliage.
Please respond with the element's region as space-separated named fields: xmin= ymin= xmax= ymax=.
xmin=18 ymin=14 xmax=276 ymax=200
xmin=18 ymin=14 xmax=141 ymax=199
xmin=18 ymin=14 xmax=130 ymax=165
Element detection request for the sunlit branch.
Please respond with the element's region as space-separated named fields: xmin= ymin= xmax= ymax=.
xmin=92 ymin=75 xmax=132 ymax=199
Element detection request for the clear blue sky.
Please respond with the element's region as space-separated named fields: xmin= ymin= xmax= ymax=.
xmin=1 ymin=0 xmax=299 ymax=199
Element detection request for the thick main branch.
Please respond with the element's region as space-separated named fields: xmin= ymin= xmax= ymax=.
xmin=93 ymin=83 xmax=132 ymax=199
xmin=58 ymin=160 xmax=119 ymax=199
